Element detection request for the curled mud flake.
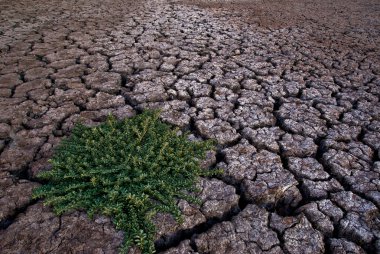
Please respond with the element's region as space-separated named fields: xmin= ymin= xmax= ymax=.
xmin=279 ymin=134 xmax=318 ymax=158
xmin=242 ymin=126 xmax=284 ymax=153
xmin=241 ymin=150 xmax=301 ymax=210
xmin=217 ymin=139 xmax=257 ymax=184
xmin=283 ymin=215 xmax=325 ymax=254
xmin=277 ymin=101 xmax=327 ymax=139
xmin=330 ymin=191 xmax=379 ymax=246
xmin=328 ymin=238 xmax=366 ymax=254
xmin=231 ymin=104 xmax=276 ymax=129
xmin=138 ymin=100 xmax=192 ymax=128
xmin=153 ymin=178 xmax=239 ymax=249
xmin=1 ymin=0 xmax=380 ymax=252
xmin=126 ymin=81 xmax=168 ymax=105
xmin=195 ymin=204 xmax=280 ymax=253
xmin=195 ymin=118 xmax=240 ymax=145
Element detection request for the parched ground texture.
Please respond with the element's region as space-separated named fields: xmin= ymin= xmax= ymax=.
xmin=0 ymin=0 xmax=379 ymax=253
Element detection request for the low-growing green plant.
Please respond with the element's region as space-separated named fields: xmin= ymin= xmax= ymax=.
xmin=33 ymin=110 xmax=217 ymax=253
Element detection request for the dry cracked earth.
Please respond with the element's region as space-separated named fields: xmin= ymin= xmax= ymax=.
xmin=0 ymin=0 xmax=380 ymax=253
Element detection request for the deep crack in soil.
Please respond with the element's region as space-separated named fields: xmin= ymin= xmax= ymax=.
xmin=0 ymin=0 xmax=379 ymax=253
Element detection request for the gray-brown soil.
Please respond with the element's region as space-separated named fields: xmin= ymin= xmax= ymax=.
xmin=0 ymin=0 xmax=379 ymax=253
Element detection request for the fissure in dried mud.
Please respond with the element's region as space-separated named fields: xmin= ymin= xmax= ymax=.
xmin=0 ymin=0 xmax=379 ymax=253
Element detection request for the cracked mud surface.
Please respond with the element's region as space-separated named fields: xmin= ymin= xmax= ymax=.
xmin=0 ymin=0 xmax=379 ymax=253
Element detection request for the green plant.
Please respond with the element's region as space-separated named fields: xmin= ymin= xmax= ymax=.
xmin=33 ymin=110 xmax=216 ymax=253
